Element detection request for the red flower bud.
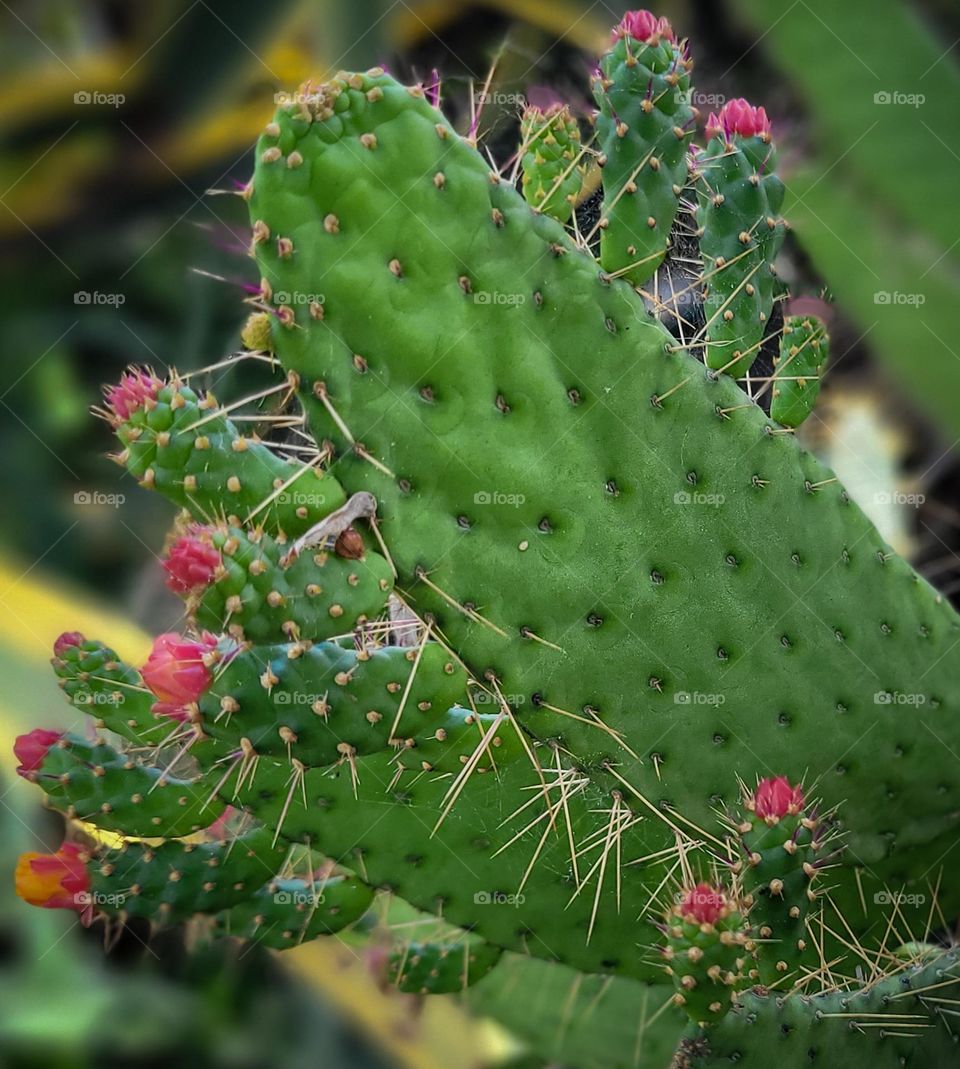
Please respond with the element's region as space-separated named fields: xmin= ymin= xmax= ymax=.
xmin=141 ymin=632 xmax=218 ymax=720
xmin=14 ymin=728 xmax=63 ymax=777
xmin=753 ymin=775 xmax=804 ymax=821
xmin=163 ymin=531 xmax=221 ymax=594
xmin=679 ymin=882 xmax=728 ymax=925
xmin=53 ymin=631 xmax=85 ymax=656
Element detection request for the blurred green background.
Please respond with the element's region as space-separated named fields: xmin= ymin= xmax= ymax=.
xmin=1 ymin=1 xmax=958 ymax=1066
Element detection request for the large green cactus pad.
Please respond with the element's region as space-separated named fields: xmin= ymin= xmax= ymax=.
xmin=247 ymin=67 xmax=960 ymax=945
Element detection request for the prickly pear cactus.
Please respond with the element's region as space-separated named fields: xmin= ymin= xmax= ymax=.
xmin=14 ymin=10 xmax=960 ymax=1067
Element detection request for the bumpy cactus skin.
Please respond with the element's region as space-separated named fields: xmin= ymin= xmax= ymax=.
xmin=385 ymin=938 xmax=503 ymax=994
xmin=594 ymin=13 xmax=695 ymax=285
xmin=52 ymin=634 xmax=159 ymax=744
xmin=13 ymin=10 xmax=960 ymax=1065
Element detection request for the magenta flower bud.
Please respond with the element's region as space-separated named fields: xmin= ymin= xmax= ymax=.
xmin=53 ymin=631 xmax=85 ymax=657
xmin=706 ymin=98 xmax=772 ymax=141
xmin=14 ymin=728 xmax=63 ymax=778
xmin=163 ymin=531 xmax=221 ymax=594
xmin=615 ymin=10 xmax=674 ymax=43
xmin=753 ymin=775 xmax=804 ymax=821
xmin=679 ymin=882 xmax=729 ymax=925
xmin=104 ymin=368 xmax=163 ymax=424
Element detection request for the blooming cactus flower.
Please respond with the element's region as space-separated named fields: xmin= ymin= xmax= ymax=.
xmin=163 ymin=530 xmax=222 ymax=594
xmin=141 ymin=632 xmax=219 ymax=719
xmin=705 ymin=98 xmax=771 ymax=142
xmin=15 ymin=842 xmax=92 ymax=922
xmin=105 ymin=368 xmax=163 ymax=424
xmin=13 ymin=728 xmax=63 ymax=777
xmin=753 ymin=775 xmax=804 ymax=821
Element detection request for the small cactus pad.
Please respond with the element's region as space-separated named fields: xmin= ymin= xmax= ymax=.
xmin=593 ymin=12 xmax=695 ymax=285
xmin=662 ymin=883 xmax=749 ymax=1024
xmin=696 ymin=99 xmax=786 ymax=378
xmin=385 ymin=936 xmax=503 ymax=994
xmin=520 ymin=102 xmax=584 ymax=223
xmin=107 ymin=371 xmax=345 ymax=537
xmin=213 ymin=873 xmax=373 ymax=948
xmin=770 ymin=314 xmax=828 ymax=428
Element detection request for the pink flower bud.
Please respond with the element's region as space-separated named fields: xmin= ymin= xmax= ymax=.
xmin=142 ymin=632 xmax=218 ymax=719
xmin=616 ymin=10 xmax=674 ymax=43
xmin=163 ymin=531 xmax=221 ymax=594
xmin=753 ymin=775 xmax=804 ymax=821
xmin=105 ymin=368 xmax=163 ymax=424
xmin=53 ymin=632 xmax=85 ymax=656
xmin=14 ymin=728 xmax=63 ymax=777
xmin=680 ymin=882 xmax=728 ymax=925
xmin=706 ymin=98 xmax=771 ymax=141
